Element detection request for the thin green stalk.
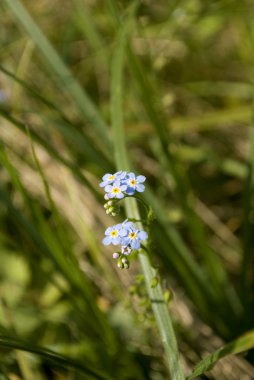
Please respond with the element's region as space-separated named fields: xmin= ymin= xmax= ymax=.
xmin=110 ymin=7 xmax=185 ymax=380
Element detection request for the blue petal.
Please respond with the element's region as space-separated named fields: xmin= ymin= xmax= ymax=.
xmin=123 ymin=221 xmax=133 ymax=229
xmin=116 ymin=171 xmax=126 ymax=179
xmin=105 ymin=227 xmax=112 ymax=235
xmin=137 ymin=175 xmax=146 ymax=183
xmin=102 ymin=173 xmax=111 ymax=180
xmin=112 ymin=237 xmax=121 ymax=245
xmin=122 ymin=237 xmax=130 ymax=245
xmin=125 ymin=187 xmax=135 ymax=195
xmin=112 ymin=180 xmax=121 ymax=187
xmin=120 ymin=171 xmax=127 ymax=179
xmin=136 ymin=184 xmax=145 ymax=192
xmin=102 ymin=236 xmax=112 ymax=245
xmin=105 ymin=185 xmax=113 ymax=192
xmin=131 ymin=240 xmax=140 ymax=249
xmin=128 ymin=172 xmax=135 ymax=179
xmin=138 ymin=231 xmax=148 ymax=240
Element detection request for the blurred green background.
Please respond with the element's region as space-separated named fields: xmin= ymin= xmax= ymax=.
xmin=0 ymin=0 xmax=254 ymax=379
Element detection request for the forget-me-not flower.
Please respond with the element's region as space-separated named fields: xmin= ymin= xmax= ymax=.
xmin=104 ymin=180 xmax=127 ymax=199
xmin=122 ymin=226 xmax=148 ymax=250
xmin=99 ymin=171 xmax=126 ymax=188
xmin=124 ymin=173 xmax=146 ymax=195
xmin=100 ymin=170 xmax=148 ymax=269
xmin=102 ymin=223 xmax=127 ymax=246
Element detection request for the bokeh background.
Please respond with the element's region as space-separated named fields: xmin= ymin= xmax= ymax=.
xmin=1 ymin=0 xmax=254 ymax=379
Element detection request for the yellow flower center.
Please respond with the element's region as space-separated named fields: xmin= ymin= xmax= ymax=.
xmin=110 ymin=230 xmax=118 ymax=237
xmin=128 ymin=232 xmax=137 ymax=239
xmin=112 ymin=187 xmax=120 ymax=194
xmin=129 ymin=179 xmax=136 ymax=186
xmin=108 ymin=175 xmax=115 ymax=181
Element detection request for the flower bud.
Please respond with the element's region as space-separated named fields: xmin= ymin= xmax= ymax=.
xmin=112 ymin=252 xmax=120 ymax=259
xmin=121 ymin=246 xmax=132 ymax=256
xmin=117 ymin=261 xmax=124 ymax=269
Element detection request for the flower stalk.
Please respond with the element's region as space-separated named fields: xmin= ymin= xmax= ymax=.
xmin=109 ymin=10 xmax=185 ymax=380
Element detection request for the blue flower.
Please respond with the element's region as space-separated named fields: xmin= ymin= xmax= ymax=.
xmin=122 ymin=226 xmax=148 ymax=250
xmin=99 ymin=171 xmax=126 ymax=188
xmin=104 ymin=180 xmax=127 ymax=199
xmin=102 ymin=223 xmax=127 ymax=246
xmin=124 ymin=172 xmax=146 ymax=195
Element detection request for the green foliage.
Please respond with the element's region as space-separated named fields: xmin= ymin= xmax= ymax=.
xmin=1 ymin=0 xmax=254 ymax=379
xmin=188 ymin=330 xmax=254 ymax=379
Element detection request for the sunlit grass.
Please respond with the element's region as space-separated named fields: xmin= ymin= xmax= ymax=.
xmin=0 ymin=0 xmax=254 ymax=379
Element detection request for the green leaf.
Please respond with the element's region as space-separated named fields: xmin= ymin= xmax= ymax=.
xmin=187 ymin=330 xmax=254 ymax=379
xmin=0 ymin=334 xmax=113 ymax=380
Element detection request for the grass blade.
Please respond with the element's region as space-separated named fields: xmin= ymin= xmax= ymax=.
xmin=187 ymin=330 xmax=254 ymax=379
xmin=3 ymin=0 xmax=111 ymax=151
xmin=0 ymin=66 xmax=113 ymax=167
xmin=0 ymin=109 xmax=100 ymax=193
xmin=0 ymin=334 xmax=113 ymax=380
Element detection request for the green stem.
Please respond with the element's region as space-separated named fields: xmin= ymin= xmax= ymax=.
xmin=110 ymin=6 xmax=185 ymax=380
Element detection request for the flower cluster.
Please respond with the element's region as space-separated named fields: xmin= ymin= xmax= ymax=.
xmin=100 ymin=171 xmax=148 ymax=269
xmin=102 ymin=220 xmax=148 ymax=269
xmin=100 ymin=171 xmax=146 ymax=200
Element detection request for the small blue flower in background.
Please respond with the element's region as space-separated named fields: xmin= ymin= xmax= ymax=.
xmin=124 ymin=173 xmax=146 ymax=195
xmin=102 ymin=223 xmax=127 ymax=245
xmin=104 ymin=180 xmax=127 ymax=199
xmin=100 ymin=171 xmax=126 ymax=188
